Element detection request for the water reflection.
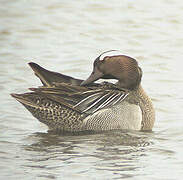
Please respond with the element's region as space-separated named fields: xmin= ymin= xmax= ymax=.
xmin=22 ymin=130 xmax=153 ymax=178
xmin=24 ymin=130 xmax=152 ymax=150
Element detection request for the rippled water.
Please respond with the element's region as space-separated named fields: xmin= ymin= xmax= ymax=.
xmin=1 ymin=0 xmax=183 ymax=179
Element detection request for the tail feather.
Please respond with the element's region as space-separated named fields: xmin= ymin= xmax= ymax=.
xmin=28 ymin=62 xmax=83 ymax=86
xmin=10 ymin=92 xmax=84 ymax=132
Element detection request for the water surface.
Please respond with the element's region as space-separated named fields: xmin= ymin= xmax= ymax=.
xmin=1 ymin=0 xmax=183 ymax=179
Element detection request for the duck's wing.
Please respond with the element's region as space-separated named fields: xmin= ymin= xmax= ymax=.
xmin=11 ymin=83 xmax=129 ymax=132
xmin=73 ymin=87 xmax=129 ymax=114
xmin=25 ymin=82 xmax=129 ymax=114
xmin=29 ymin=62 xmax=83 ymax=87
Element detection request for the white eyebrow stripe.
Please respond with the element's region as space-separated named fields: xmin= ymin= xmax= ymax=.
xmin=99 ymin=50 xmax=124 ymax=61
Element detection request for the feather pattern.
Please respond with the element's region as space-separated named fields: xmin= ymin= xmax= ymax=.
xmin=11 ymin=57 xmax=155 ymax=132
xmin=29 ymin=82 xmax=129 ymax=115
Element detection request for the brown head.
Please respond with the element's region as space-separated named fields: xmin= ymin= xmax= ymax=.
xmin=81 ymin=50 xmax=142 ymax=90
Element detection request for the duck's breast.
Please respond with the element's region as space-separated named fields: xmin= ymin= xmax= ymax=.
xmin=82 ymin=101 xmax=142 ymax=131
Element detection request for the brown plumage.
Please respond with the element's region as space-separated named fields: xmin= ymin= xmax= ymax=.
xmin=11 ymin=50 xmax=155 ymax=133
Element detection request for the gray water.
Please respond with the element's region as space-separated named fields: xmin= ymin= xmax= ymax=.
xmin=1 ymin=0 xmax=183 ymax=179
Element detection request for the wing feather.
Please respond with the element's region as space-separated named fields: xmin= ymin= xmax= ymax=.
xmin=29 ymin=82 xmax=129 ymax=114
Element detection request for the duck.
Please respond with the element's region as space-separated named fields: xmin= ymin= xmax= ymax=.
xmin=11 ymin=50 xmax=155 ymax=133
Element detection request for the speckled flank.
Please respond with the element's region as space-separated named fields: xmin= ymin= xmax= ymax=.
xmin=19 ymin=94 xmax=85 ymax=132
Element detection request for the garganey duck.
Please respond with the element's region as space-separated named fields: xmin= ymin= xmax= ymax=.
xmin=11 ymin=50 xmax=155 ymax=133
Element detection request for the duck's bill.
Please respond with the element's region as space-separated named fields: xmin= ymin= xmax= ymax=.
xmin=81 ymin=67 xmax=103 ymax=86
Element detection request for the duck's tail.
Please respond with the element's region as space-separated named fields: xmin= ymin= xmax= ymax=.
xmin=28 ymin=62 xmax=83 ymax=87
xmin=10 ymin=92 xmax=84 ymax=132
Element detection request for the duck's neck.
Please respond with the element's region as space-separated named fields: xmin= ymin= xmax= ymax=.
xmin=134 ymin=85 xmax=155 ymax=131
xmin=116 ymin=81 xmax=155 ymax=130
